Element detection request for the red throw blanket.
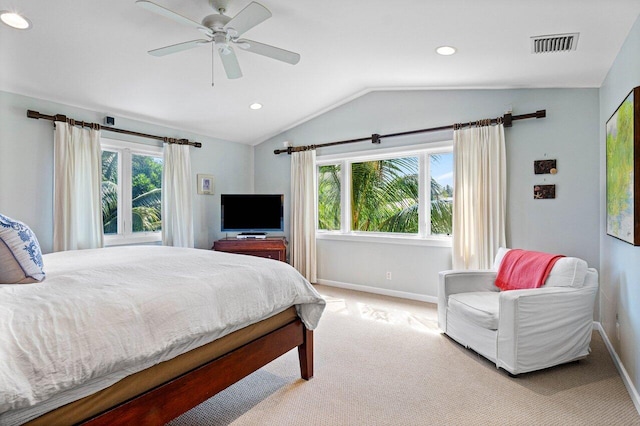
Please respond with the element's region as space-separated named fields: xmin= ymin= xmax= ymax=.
xmin=495 ymin=249 xmax=564 ymax=291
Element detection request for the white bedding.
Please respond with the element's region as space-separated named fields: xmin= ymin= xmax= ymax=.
xmin=0 ymin=246 xmax=325 ymax=425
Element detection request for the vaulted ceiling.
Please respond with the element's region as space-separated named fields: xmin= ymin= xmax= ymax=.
xmin=2 ymin=0 xmax=639 ymax=144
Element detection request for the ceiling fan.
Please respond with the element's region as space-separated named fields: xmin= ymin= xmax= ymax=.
xmin=136 ymin=0 xmax=300 ymax=80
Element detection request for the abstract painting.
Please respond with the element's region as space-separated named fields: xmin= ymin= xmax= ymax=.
xmin=606 ymin=86 xmax=640 ymax=245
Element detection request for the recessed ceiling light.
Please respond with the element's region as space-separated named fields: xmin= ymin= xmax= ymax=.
xmin=436 ymin=46 xmax=456 ymax=56
xmin=0 ymin=11 xmax=32 ymax=30
xmin=249 ymin=103 xmax=263 ymax=110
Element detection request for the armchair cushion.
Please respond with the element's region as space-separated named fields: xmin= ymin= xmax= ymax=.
xmin=492 ymin=247 xmax=588 ymax=288
xmin=544 ymin=257 xmax=588 ymax=288
xmin=448 ymin=292 xmax=500 ymax=330
xmin=495 ymin=249 xmax=563 ymax=290
xmin=492 ymin=247 xmax=510 ymax=269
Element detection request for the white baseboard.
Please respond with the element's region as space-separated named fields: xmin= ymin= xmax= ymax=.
xmin=315 ymin=279 xmax=438 ymax=304
xmin=593 ymin=322 xmax=640 ymax=415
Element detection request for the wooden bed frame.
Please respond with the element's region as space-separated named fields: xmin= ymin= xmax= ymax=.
xmin=60 ymin=318 xmax=313 ymax=425
xmin=18 ymin=316 xmax=313 ymax=426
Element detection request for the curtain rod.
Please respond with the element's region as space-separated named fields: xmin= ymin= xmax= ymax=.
xmin=273 ymin=110 xmax=546 ymax=155
xmin=26 ymin=110 xmax=202 ymax=148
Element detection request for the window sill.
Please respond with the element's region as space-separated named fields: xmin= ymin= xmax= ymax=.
xmin=104 ymin=232 xmax=162 ymax=247
xmin=316 ymin=232 xmax=452 ymax=247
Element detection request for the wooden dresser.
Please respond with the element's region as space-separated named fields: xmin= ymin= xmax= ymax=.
xmin=212 ymin=237 xmax=287 ymax=262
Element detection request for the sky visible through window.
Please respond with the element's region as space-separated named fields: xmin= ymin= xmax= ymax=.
xmin=432 ymin=152 xmax=453 ymax=188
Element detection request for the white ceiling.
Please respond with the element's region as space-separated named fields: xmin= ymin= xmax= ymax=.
xmin=2 ymin=0 xmax=639 ymax=145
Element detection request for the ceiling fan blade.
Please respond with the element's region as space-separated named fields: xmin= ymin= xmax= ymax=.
xmin=136 ymin=0 xmax=213 ymax=36
xmin=149 ymin=39 xmax=210 ymax=57
xmin=235 ymin=39 xmax=300 ymax=65
xmin=224 ymin=2 xmax=271 ymax=37
xmin=218 ymin=46 xmax=243 ymax=79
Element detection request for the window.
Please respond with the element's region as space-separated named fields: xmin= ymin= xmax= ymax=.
xmin=429 ymin=152 xmax=453 ymax=235
xmin=351 ymin=156 xmax=419 ymax=233
xmin=318 ymin=164 xmax=341 ymax=231
xmin=317 ymin=142 xmax=453 ymax=242
xmin=101 ymin=138 xmax=163 ymax=245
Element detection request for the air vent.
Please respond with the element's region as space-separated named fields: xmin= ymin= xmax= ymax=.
xmin=531 ymin=33 xmax=579 ymax=53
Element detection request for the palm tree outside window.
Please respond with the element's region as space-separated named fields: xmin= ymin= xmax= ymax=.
xmin=101 ymin=138 xmax=163 ymax=245
xmin=317 ymin=146 xmax=452 ymax=238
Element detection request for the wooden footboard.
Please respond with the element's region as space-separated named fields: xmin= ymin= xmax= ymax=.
xmin=81 ymin=319 xmax=312 ymax=425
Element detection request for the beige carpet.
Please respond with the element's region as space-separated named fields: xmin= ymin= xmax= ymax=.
xmin=168 ymin=285 xmax=640 ymax=425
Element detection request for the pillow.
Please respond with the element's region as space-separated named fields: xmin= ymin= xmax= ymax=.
xmin=0 ymin=214 xmax=45 ymax=284
xmin=544 ymin=257 xmax=588 ymax=288
xmin=492 ymin=247 xmax=511 ymax=270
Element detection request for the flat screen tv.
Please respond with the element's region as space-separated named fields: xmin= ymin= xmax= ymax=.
xmin=221 ymin=194 xmax=284 ymax=233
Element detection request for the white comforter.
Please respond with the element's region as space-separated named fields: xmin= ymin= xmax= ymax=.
xmin=0 ymin=246 xmax=325 ymax=423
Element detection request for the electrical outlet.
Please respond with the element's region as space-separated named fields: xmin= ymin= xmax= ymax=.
xmin=386 ymin=271 xmax=392 ymax=280
xmin=616 ymin=322 xmax=621 ymax=340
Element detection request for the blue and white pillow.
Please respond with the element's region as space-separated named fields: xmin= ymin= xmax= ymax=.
xmin=0 ymin=214 xmax=45 ymax=284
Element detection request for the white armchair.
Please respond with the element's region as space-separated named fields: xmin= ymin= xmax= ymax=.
xmin=438 ymin=250 xmax=598 ymax=375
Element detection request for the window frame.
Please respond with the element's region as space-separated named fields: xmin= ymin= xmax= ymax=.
xmin=316 ymin=141 xmax=453 ymax=247
xmin=101 ymin=138 xmax=164 ymax=246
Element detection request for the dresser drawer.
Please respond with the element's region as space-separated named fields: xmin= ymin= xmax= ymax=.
xmin=212 ymin=238 xmax=287 ymax=263
xmin=239 ymin=251 xmax=282 ymax=261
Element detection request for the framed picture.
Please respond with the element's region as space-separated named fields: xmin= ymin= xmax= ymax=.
xmin=534 ymin=159 xmax=557 ymax=174
xmin=534 ymin=184 xmax=555 ymax=199
xmin=197 ymin=174 xmax=215 ymax=195
xmin=606 ymin=86 xmax=640 ymax=245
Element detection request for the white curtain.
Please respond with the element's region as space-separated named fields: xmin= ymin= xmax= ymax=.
xmin=452 ymin=122 xmax=506 ymax=270
xmin=53 ymin=122 xmax=104 ymax=251
xmin=290 ymin=150 xmax=317 ymax=282
xmin=162 ymin=143 xmax=194 ymax=248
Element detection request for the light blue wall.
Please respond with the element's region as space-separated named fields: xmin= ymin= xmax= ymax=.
xmin=0 ymin=90 xmax=254 ymax=253
xmin=599 ymin=14 xmax=640 ymax=398
xmin=254 ymin=88 xmax=600 ymax=299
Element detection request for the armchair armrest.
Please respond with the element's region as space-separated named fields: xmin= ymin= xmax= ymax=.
xmin=438 ymin=270 xmax=498 ymax=331
xmin=496 ymin=285 xmax=598 ymax=374
xmin=438 ymin=270 xmax=498 ymax=298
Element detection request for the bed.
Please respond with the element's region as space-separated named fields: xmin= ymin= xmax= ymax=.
xmin=0 ymin=245 xmax=325 ymax=425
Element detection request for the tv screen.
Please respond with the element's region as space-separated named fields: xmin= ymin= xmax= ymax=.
xmin=221 ymin=194 xmax=284 ymax=233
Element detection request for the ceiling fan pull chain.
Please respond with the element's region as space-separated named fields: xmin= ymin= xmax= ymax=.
xmin=215 ymin=43 xmax=216 ymax=87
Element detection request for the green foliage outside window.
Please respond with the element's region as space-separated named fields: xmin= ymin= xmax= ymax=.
xmin=351 ymin=157 xmax=419 ymax=233
xmin=430 ymin=153 xmax=453 ymax=235
xmin=101 ymin=151 xmax=163 ymax=234
xmin=317 ymin=154 xmax=453 ymax=235
xmin=102 ymin=151 xmax=118 ymax=235
xmin=318 ymin=164 xmax=341 ymax=230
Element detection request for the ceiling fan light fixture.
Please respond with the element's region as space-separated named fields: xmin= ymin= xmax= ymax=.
xmin=0 ymin=11 xmax=31 ymax=30
xmin=249 ymin=103 xmax=263 ymax=110
xmin=436 ymin=45 xmax=456 ymax=56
